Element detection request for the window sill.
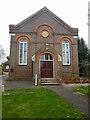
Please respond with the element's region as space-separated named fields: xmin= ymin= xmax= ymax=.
xmin=62 ymin=64 xmax=71 ymax=66
xmin=18 ymin=64 xmax=27 ymax=66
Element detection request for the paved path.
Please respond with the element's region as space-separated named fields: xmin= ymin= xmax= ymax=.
xmin=0 ymin=72 xmax=8 ymax=85
xmin=1 ymin=74 xmax=89 ymax=116
xmin=4 ymin=81 xmax=36 ymax=89
xmin=45 ymin=85 xmax=89 ymax=116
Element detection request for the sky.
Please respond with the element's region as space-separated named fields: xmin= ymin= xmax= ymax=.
xmin=0 ymin=0 xmax=89 ymax=60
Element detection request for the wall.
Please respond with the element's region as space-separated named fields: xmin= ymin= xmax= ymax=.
xmin=9 ymin=11 xmax=79 ymax=81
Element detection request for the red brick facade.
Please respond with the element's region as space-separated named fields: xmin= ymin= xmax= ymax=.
xmin=9 ymin=7 xmax=79 ymax=81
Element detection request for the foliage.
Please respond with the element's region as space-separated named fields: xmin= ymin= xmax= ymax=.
xmin=6 ymin=56 xmax=10 ymax=60
xmin=88 ymin=50 xmax=90 ymax=79
xmin=2 ymin=88 xmax=87 ymax=118
xmin=74 ymin=86 xmax=90 ymax=96
xmin=72 ymin=76 xmax=74 ymax=81
xmin=88 ymin=50 xmax=90 ymax=63
xmin=0 ymin=65 xmax=2 ymax=75
xmin=77 ymin=38 xmax=88 ymax=76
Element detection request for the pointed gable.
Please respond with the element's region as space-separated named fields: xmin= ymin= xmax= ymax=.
xmin=9 ymin=7 xmax=78 ymax=36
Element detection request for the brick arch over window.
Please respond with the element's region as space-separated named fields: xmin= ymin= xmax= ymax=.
xmin=59 ymin=36 xmax=73 ymax=44
xmin=34 ymin=23 xmax=55 ymax=33
xmin=38 ymin=52 xmax=56 ymax=61
xmin=16 ymin=34 xmax=31 ymax=42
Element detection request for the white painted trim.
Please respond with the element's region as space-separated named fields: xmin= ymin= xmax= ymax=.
xmin=53 ymin=60 xmax=55 ymax=78
xmin=39 ymin=54 xmax=55 ymax=78
xmin=10 ymin=34 xmax=15 ymax=36
xmin=62 ymin=41 xmax=70 ymax=65
xmin=73 ymin=36 xmax=78 ymax=39
xmin=46 ymin=43 xmax=49 ymax=46
xmin=19 ymin=40 xmax=28 ymax=65
xmin=39 ymin=60 xmax=40 ymax=77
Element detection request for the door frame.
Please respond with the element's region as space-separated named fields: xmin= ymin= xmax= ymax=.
xmin=39 ymin=53 xmax=55 ymax=78
xmin=40 ymin=61 xmax=53 ymax=78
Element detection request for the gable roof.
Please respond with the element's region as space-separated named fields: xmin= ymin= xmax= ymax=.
xmin=4 ymin=60 xmax=9 ymax=65
xmin=9 ymin=7 xmax=78 ymax=35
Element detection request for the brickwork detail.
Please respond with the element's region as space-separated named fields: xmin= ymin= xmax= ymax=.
xmin=9 ymin=8 xmax=79 ymax=81
xmin=59 ymin=36 xmax=73 ymax=44
xmin=35 ymin=23 xmax=55 ymax=32
xmin=16 ymin=34 xmax=31 ymax=42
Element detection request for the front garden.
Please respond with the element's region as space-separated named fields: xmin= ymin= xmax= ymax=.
xmin=2 ymin=88 xmax=88 ymax=119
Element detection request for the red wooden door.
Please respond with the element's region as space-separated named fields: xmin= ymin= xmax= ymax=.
xmin=40 ymin=61 xmax=53 ymax=78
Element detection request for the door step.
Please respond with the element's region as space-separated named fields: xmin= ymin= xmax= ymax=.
xmin=40 ymin=78 xmax=60 ymax=85
xmin=41 ymin=83 xmax=60 ymax=85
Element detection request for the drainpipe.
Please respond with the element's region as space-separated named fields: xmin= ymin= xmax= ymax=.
xmin=32 ymin=61 xmax=33 ymax=79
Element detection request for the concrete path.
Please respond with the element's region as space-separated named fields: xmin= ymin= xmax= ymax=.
xmin=0 ymin=72 xmax=8 ymax=85
xmin=4 ymin=81 xmax=36 ymax=90
xmin=45 ymin=85 xmax=89 ymax=116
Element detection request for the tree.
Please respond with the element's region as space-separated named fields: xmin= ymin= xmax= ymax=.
xmin=88 ymin=50 xmax=90 ymax=79
xmin=77 ymin=38 xmax=88 ymax=76
xmin=0 ymin=45 xmax=5 ymax=64
xmin=88 ymin=49 xmax=90 ymax=63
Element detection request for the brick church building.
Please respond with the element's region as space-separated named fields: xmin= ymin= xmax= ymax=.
xmin=9 ymin=7 xmax=79 ymax=84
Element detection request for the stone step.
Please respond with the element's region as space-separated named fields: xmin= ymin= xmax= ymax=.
xmin=41 ymin=80 xmax=58 ymax=83
xmin=40 ymin=78 xmax=60 ymax=85
xmin=41 ymin=82 xmax=60 ymax=85
xmin=40 ymin=78 xmax=56 ymax=81
xmin=41 ymin=79 xmax=57 ymax=82
xmin=40 ymin=78 xmax=56 ymax=80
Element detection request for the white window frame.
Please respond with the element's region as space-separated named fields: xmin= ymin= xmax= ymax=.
xmin=62 ymin=41 xmax=70 ymax=65
xmin=6 ymin=65 xmax=9 ymax=69
xmin=40 ymin=54 xmax=54 ymax=61
xmin=19 ymin=40 xmax=27 ymax=65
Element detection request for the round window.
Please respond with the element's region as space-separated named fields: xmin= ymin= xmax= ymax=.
xmin=40 ymin=29 xmax=50 ymax=38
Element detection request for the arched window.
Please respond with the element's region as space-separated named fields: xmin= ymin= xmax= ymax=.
xmin=62 ymin=40 xmax=70 ymax=65
xmin=40 ymin=54 xmax=53 ymax=61
xmin=19 ymin=40 xmax=27 ymax=65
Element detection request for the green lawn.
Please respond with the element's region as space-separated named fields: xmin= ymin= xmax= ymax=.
xmin=74 ymin=86 xmax=90 ymax=96
xmin=2 ymin=88 xmax=87 ymax=118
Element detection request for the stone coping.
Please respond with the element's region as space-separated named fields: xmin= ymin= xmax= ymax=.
xmin=62 ymin=83 xmax=89 ymax=87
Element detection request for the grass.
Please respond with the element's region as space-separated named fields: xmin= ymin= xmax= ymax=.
xmin=74 ymin=86 xmax=90 ymax=96
xmin=2 ymin=88 xmax=87 ymax=119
